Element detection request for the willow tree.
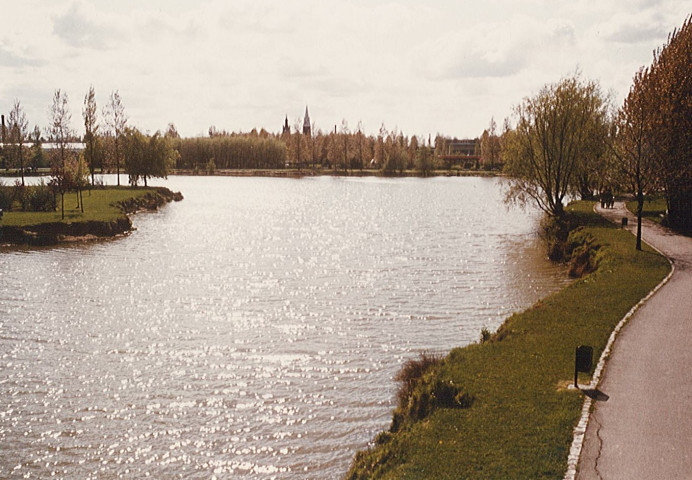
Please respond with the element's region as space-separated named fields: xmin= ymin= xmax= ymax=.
xmin=122 ymin=128 xmax=176 ymax=187
xmin=504 ymin=74 xmax=610 ymax=218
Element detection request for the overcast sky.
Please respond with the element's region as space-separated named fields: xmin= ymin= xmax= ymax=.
xmin=0 ymin=1 xmax=689 ymax=139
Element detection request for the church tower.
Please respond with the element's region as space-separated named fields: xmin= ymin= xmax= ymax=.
xmin=282 ymin=115 xmax=290 ymax=135
xmin=303 ymin=106 xmax=311 ymax=137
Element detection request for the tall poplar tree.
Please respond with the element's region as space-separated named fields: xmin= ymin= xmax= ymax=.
xmin=614 ymin=67 xmax=659 ymax=250
xmin=649 ymin=16 xmax=692 ymax=231
xmin=83 ymin=85 xmax=99 ymax=186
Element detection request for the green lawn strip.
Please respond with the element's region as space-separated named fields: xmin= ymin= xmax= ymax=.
xmin=625 ymin=197 xmax=667 ymax=224
xmin=347 ymin=201 xmax=671 ymax=479
xmin=2 ymin=187 xmax=154 ymax=227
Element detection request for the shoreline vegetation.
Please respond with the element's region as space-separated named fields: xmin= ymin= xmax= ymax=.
xmin=173 ymin=168 xmax=500 ymax=178
xmin=346 ymin=201 xmax=670 ymax=479
xmin=0 ymin=185 xmax=182 ymax=246
xmin=0 ymin=166 xmax=501 ymax=179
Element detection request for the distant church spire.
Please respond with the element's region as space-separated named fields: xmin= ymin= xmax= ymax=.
xmin=303 ymin=106 xmax=311 ymax=137
xmin=282 ymin=115 xmax=290 ymax=135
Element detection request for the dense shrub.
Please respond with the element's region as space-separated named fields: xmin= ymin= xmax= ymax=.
xmin=566 ymin=226 xmax=601 ymax=277
xmin=0 ymin=181 xmax=56 ymax=213
xmin=0 ymin=183 xmax=11 ymax=212
xmin=394 ymin=352 xmax=444 ymax=407
xmin=390 ymin=352 xmax=473 ymax=433
xmin=28 ymin=181 xmax=56 ymax=212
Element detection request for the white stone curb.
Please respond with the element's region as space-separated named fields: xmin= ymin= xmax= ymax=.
xmin=563 ymin=205 xmax=675 ymax=480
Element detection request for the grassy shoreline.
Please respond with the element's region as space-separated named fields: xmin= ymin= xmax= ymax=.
xmin=347 ymin=201 xmax=671 ymax=479
xmin=0 ymin=186 xmax=181 ymax=246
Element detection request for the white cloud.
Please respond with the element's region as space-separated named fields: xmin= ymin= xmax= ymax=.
xmin=0 ymin=0 xmax=689 ymax=139
xmin=598 ymin=11 xmax=670 ymax=44
xmin=0 ymin=43 xmax=42 ymax=68
xmin=52 ymin=1 xmax=124 ymax=49
xmin=417 ymin=15 xmax=577 ymax=81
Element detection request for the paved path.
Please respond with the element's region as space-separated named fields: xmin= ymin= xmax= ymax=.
xmin=577 ymin=202 xmax=692 ymax=479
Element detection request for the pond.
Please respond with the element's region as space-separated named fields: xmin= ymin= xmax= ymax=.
xmin=0 ymin=175 xmax=570 ymax=479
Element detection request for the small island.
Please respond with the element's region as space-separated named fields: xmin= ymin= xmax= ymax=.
xmin=0 ymin=184 xmax=182 ymax=246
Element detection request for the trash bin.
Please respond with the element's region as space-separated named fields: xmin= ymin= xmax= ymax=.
xmin=621 ymin=217 xmax=628 ymax=227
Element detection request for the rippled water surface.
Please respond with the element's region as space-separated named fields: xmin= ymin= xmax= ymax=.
xmin=0 ymin=176 xmax=570 ymax=478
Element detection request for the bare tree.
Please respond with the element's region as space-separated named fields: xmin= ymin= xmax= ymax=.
xmin=104 ymin=91 xmax=127 ymax=186
xmin=8 ymin=100 xmax=29 ymax=186
xmin=480 ymin=117 xmax=501 ymax=170
xmin=47 ymin=89 xmax=74 ymax=219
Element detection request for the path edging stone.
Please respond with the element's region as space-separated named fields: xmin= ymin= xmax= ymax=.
xmin=563 ymin=204 xmax=675 ymax=480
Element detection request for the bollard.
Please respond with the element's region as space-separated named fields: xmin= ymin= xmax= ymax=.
xmin=575 ymin=345 xmax=593 ymax=388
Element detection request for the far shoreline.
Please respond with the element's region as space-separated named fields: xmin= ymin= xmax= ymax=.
xmin=0 ymin=167 xmax=502 ymax=181
xmin=172 ymin=167 xmax=502 ymax=178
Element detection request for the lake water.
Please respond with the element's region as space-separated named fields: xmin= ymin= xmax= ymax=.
xmin=0 ymin=175 xmax=570 ymax=479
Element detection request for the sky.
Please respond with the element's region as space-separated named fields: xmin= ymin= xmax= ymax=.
xmin=0 ymin=0 xmax=689 ymax=139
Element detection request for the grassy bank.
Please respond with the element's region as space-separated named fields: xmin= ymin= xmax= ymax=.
xmin=626 ymin=197 xmax=667 ymax=225
xmin=1 ymin=187 xmax=154 ymax=227
xmin=1 ymin=187 xmax=181 ymax=246
xmin=347 ymin=201 xmax=670 ymax=479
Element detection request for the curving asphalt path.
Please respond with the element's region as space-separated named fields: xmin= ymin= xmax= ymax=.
xmin=576 ymin=202 xmax=692 ymax=479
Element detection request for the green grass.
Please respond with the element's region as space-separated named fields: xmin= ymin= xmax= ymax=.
xmin=626 ymin=197 xmax=667 ymax=224
xmin=347 ymin=201 xmax=671 ymax=479
xmin=2 ymin=187 xmax=154 ymax=227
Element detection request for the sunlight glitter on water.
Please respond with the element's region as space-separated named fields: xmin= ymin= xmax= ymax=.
xmin=0 ymin=176 xmax=570 ymax=478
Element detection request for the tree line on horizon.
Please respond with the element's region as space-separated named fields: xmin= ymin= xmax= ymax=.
xmin=171 ymin=122 xmax=487 ymax=176
xmin=0 ymin=91 xmax=499 ymax=187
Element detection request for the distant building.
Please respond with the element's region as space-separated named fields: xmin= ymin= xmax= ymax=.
xmin=281 ymin=107 xmax=312 ymax=137
xmin=446 ymin=140 xmax=477 ymax=156
xmin=438 ymin=138 xmax=481 ymax=169
xmin=303 ymin=106 xmax=311 ymax=137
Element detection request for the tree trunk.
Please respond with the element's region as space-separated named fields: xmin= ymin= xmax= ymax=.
xmin=636 ymin=192 xmax=644 ymax=251
xmin=19 ymin=145 xmax=25 ymax=187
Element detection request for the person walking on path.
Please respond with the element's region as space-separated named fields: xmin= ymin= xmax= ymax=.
xmin=577 ymin=201 xmax=692 ymax=479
